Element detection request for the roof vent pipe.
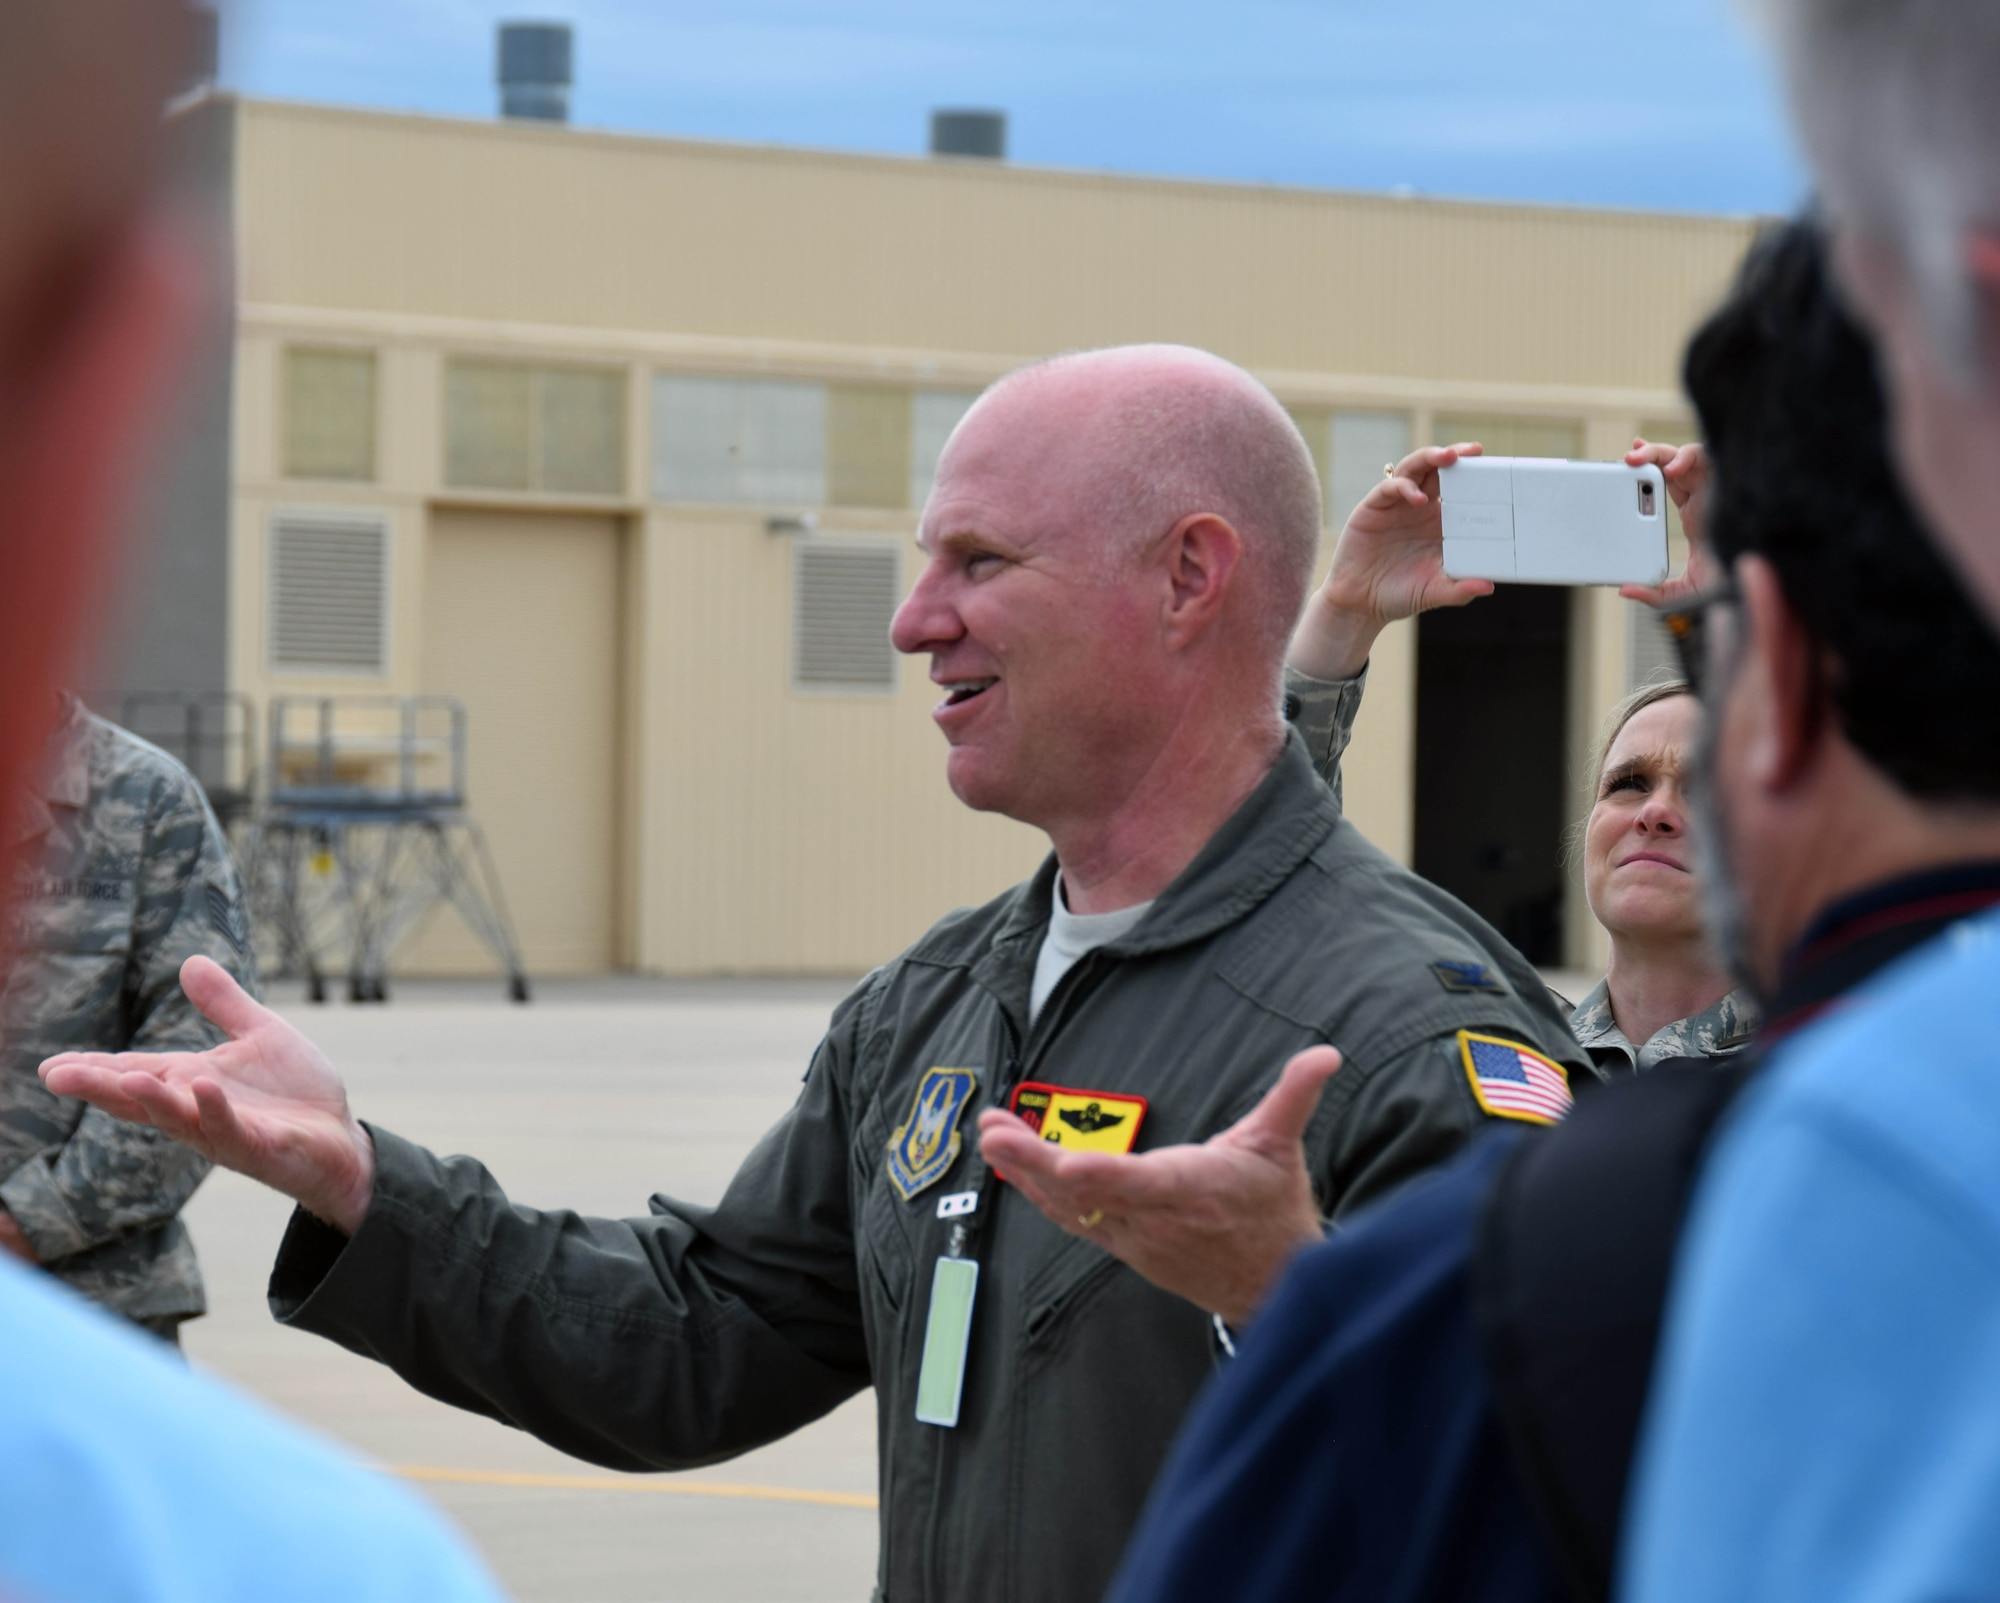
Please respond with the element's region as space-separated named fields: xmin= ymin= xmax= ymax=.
xmin=929 ymin=110 xmax=1006 ymax=160
xmin=180 ymin=7 xmax=221 ymax=96
xmin=498 ymin=22 xmax=573 ymax=123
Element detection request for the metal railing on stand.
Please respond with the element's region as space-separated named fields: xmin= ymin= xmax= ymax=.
xmin=241 ymin=695 xmax=530 ymax=1003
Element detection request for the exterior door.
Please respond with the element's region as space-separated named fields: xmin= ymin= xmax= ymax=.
xmin=404 ymin=508 xmax=622 ymax=975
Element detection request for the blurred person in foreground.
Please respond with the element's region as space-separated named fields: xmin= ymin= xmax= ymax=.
xmin=981 ymin=444 xmax=1753 ymax=1326
xmin=1618 ymin=6 xmax=2000 ymax=1595
xmin=1107 ymin=217 xmax=2000 ymax=1603
xmin=41 ymin=342 xmax=1586 ymax=1603
xmin=2 ymin=687 xmax=258 ymax=1344
xmin=0 ymin=3 xmax=503 ymax=1597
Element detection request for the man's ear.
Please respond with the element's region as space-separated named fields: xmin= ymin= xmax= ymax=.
xmin=1159 ymin=512 xmax=1243 ymax=649
xmin=1733 ymin=555 xmax=1826 ymax=797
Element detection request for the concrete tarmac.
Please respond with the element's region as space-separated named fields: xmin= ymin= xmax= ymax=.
xmin=179 ymin=978 xmax=881 ymax=1603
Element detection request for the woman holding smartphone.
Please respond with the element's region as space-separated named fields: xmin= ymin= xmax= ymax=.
xmin=1286 ymin=437 xmax=1754 ymax=1073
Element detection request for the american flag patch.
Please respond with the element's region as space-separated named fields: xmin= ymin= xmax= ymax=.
xmin=1458 ymin=1031 xmax=1572 ymax=1126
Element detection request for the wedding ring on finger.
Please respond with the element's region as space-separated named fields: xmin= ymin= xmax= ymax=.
xmin=1077 ymin=1209 xmax=1104 ymax=1228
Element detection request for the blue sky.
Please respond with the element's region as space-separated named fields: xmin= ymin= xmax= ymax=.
xmin=220 ymin=0 xmax=1807 ymax=217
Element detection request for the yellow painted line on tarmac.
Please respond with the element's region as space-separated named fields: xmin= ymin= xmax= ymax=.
xmin=394 ymin=1464 xmax=877 ymax=1511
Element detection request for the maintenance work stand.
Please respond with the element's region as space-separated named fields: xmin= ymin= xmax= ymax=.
xmin=129 ymin=692 xmax=531 ymax=1004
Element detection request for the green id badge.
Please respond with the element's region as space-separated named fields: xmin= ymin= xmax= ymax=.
xmin=914 ymin=1255 xmax=979 ymax=1427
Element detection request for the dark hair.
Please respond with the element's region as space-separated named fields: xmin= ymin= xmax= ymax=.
xmin=1684 ymin=217 xmax=2000 ymax=801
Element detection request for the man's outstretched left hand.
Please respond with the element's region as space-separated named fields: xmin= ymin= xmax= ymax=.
xmin=976 ymin=1047 xmax=1340 ymax=1330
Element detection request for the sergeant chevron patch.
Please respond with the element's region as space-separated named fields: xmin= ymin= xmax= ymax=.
xmin=1458 ymin=1031 xmax=1572 ymax=1126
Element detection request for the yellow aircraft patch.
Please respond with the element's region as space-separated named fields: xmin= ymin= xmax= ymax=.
xmin=1008 ymin=1080 xmax=1149 ymax=1155
xmin=887 ymin=1068 xmax=979 ymax=1201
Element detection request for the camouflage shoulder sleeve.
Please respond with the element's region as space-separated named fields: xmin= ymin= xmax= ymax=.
xmin=1284 ymin=664 xmax=1367 ymax=811
xmin=125 ymin=752 xmax=261 ymax=1038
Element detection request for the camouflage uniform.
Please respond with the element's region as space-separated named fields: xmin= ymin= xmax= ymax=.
xmin=0 ymin=698 xmax=257 ymax=1329
xmin=1565 ymin=980 xmax=1757 ymax=1072
xmin=1287 ymin=664 xmax=1760 ymax=1068
xmin=1285 ymin=665 xmax=1368 ymax=814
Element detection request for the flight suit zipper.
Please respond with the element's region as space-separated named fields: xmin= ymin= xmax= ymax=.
xmin=921 ymin=951 xmax=1115 ymax=1600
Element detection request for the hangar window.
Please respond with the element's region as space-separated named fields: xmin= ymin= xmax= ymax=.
xmin=1431 ymin=414 xmax=1583 ymax=460
xmin=793 ymin=540 xmax=900 ymax=692
xmin=1329 ymin=412 xmax=1412 ymax=531
xmin=653 ymin=375 xmax=827 ymax=506
xmin=268 ymin=511 xmax=388 ymax=675
xmin=282 ymin=347 xmax=377 ymax=482
xmin=445 ymin=360 xmax=625 ymax=496
xmin=828 ymin=385 xmax=913 ymax=509
xmin=908 ymin=390 xmax=978 ymax=510
xmin=1280 ymin=408 xmax=1412 ymax=530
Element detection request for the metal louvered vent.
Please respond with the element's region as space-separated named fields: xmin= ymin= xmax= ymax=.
xmin=269 ymin=512 xmax=388 ymax=673
xmin=793 ymin=541 xmax=899 ymax=691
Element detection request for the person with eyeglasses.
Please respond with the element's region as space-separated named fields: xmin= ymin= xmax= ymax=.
xmin=1284 ymin=436 xmax=1756 ymax=1077
xmin=1100 ymin=216 xmax=2000 ymax=1603
xmin=1614 ymin=11 xmax=2000 ymax=1598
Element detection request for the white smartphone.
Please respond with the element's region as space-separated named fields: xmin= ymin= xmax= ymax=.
xmin=1439 ymin=457 xmax=1669 ymax=586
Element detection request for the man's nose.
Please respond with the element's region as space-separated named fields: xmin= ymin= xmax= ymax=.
xmin=890 ymin=561 xmax=961 ymax=656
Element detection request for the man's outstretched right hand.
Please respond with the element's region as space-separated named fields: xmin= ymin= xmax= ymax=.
xmin=41 ymin=954 xmax=376 ymax=1234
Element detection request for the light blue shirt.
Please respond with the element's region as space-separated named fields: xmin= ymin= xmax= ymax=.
xmin=0 ymin=1254 xmax=505 ymax=1603
xmin=1624 ymin=911 xmax=2000 ymax=1602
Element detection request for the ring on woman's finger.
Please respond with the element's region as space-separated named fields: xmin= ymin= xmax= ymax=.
xmin=1382 ymin=462 xmax=1396 ymax=478
xmin=1077 ymin=1209 xmax=1104 ymax=1228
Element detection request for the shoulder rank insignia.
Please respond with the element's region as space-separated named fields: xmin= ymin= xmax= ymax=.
xmin=887 ymin=1068 xmax=979 ymax=1201
xmin=1431 ymin=959 xmax=1507 ymax=995
xmin=1458 ymin=1031 xmax=1572 ymax=1126
xmin=1009 ymin=1081 xmax=1148 ymax=1155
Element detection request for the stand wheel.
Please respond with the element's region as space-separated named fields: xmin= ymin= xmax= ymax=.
xmin=509 ymin=975 xmax=531 ymax=1004
xmin=307 ymin=974 xmax=327 ymax=1005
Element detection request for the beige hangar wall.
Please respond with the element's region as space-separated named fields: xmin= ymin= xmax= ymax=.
xmin=225 ymin=97 xmax=1755 ymax=975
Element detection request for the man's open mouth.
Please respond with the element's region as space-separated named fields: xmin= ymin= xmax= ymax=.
xmin=940 ymin=679 xmax=998 ymax=708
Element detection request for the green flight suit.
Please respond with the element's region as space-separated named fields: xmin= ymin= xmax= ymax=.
xmin=267 ymin=731 xmax=1584 ymax=1603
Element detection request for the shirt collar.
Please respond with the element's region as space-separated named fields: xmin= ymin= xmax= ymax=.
xmin=1766 ymin=859 xmax=2000 ymax=1042
xmin=1568 ymin=975 xmax=1758 ymax=1072
xmin=969 ymin=729 xmax=1338 ymax=1028
xmin=10 ymin=696 xmax=89 ymax=845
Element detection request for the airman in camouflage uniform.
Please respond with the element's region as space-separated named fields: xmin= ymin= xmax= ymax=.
xmin=1285 ymin=665 xmax=1367 ymax=814
xmin=1 ymin=697 xmax=257 ymax=1339
xmin=1286 ymin=664 xmax=1759 ymax=1067
xmin=1565 ymin=980 xmax=1756 ymax=1072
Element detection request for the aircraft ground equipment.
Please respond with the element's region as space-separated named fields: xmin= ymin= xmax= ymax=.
xmin=244 ymin=695 xmax=529 ymax=1003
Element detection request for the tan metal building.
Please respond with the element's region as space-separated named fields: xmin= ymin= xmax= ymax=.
xmin=140 ymin=95 xmax=1758 ymax=977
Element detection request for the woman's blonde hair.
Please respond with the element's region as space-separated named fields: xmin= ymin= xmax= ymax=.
xmin=1589 ymin=678 xmax=1694 ymax=791
xmin=1561 ymin=677 xmax=1695 ymax=870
